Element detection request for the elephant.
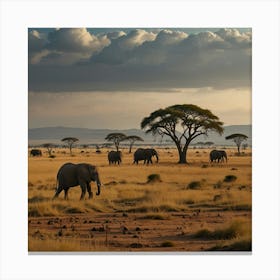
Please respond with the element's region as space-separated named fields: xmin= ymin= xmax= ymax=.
xmin=108 ymin=151 xmax=122 ymax=165
xmin=217 ymin=150 xmax=227 ymax=162
xmin=52 ymin=163 xmax=102 ymax=200
xmin=133 ymin=148 xmax=159 ymax=165
xmin=30 ymin=149 xmax=42 ymax=157
xmin=209 ymin=150 xmax=227 ymax=163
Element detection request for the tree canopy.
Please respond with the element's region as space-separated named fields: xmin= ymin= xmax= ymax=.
xmin=141 ymin=104 xmax=224 ymax=163
xmin=125 ymin=135 xmax=144 ymax=153
xmin=61 ymin=137 xmax=79 ymax=155
xmin=225 ymin=133 xmax=248 ymax=154
xmin=41 ymin=143 xmax=56 ymax=157
xmin=105 ymin=133 xmax=127 ymax=151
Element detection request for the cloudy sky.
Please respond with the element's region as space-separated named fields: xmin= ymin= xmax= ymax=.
xmin=28 ymin=27 xmax=252 ymax=129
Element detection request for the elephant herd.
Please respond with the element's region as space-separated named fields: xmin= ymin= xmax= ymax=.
xmin=41 ymin=148 xmax=227 ymax=200
xmin=108 ymin=148 xmax=159 ymax=165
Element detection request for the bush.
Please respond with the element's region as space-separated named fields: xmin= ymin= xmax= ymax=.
xmin=213 ymin=181 xmax=223 ymax=189
xmin=209 ymin=240 xmax=252 ymax=251
xmin=139 ymin=214 xmax=165 ymax=220
xmin=49 ymin=155 xmax=56 ymax=158
xmin=161 ymin=241 xmax=174 ymax=247
xmin=187 ymin=181 xmax=201 ymax=190
xmin=193 ymin=221 xmax=244 ymax=240
xmin=224 ymin=175 xmax=237 ymax=182
xmin=147 ymin=174 xmax=161 ymax=183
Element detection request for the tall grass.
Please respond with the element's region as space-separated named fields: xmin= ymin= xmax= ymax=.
xmin=28 ymin=147 xmax=252 ymax=216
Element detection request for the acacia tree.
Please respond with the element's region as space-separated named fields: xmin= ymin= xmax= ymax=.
xmin=61 ymin=137 xmax=79 ymax=155
xmin=225 ymin=133 xmax=248 ymax=154
xmin=125 ymin=135 xmax=144 ymax=153
xmin=105 ymin=133 xmax=127 ymax=151
xmin=42 ymin=143 xmax=56 ymax=157
xmin=141 ymin=104 xmax=224 ymax=164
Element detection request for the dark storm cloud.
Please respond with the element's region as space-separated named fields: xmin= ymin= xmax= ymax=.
xmin=28 ymin=28 xmax=251 ymax=92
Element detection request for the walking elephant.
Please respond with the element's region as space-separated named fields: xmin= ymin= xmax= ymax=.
xmin=209 ymin=150 xmax=227 ymax=163
xmin=30 ymin=149 xmax=42 ymax=157
xmin=133 ymin=148 xmax=159 ymax=165
xmin=108 ymin=151 xmax=122 ymax=165
xmin=53 ymin=163 xmax=102 ymax=200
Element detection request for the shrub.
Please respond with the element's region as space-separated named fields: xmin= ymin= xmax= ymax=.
xmin=187 ymin=181 xmax=201 ymax=190
xmin=193 ymin=221 xmax=245 ymax=240
xmin=129 ymin=243 xmax=143 ymax=248
xmin=139 ymin=214 xmax=165 ymax=220
xmin=161 ymin=241 xmax=174 ymax=247
xmin=224 ymin=175 xmax=237 ymax=183
xmin=209 ymin=240 xmax=252 ymax=251
xmin=49 ymin=155 xmax=56 ymax=158
xmin=213 ymin=181 xmax=223 ymax=189
xmin=147 ymin=174 xmax=161 ymax=183
xmin=213 ymin=195 xmax=222 ymax=202
xmin=201 ymin=164 xmax=208 ymax=168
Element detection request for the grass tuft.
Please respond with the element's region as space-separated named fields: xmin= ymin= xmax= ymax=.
xmin=160 ymin=241 xmax=174 ymax=247
xmin=193 ymin=221 xmax=248 ymax=240
xmin=208 ymin=239 xmax=252 ymax=251
xmin=147 ymin=174 xmax=161 ymax=183
xmin=187 ymin=181 xmax=201 ymax=190
xmin=224 ymin=175 xmax=237 ymax=182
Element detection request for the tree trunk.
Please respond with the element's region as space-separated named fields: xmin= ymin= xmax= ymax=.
xmin=129 ymin=144 xmax=133 ymax=153
xmin=178 ymin=150 xmax=187 ymax=164
xmin=175 ymin=144 xmax=187 ymax=164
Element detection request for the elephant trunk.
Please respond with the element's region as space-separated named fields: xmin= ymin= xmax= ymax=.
xmin=155 ymin=153 xmax=159 ymax=163
xmin=96 ymin=173 xmax=101 ymax=196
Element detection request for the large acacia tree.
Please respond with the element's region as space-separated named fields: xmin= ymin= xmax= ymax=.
xmin=141 ymin=104 xmax=224 ymax=164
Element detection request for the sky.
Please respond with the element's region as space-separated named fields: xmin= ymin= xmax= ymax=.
xmin=28 ymin=28 xmax=252 ymax=129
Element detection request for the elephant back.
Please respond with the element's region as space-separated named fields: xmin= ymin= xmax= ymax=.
xmin=134 ymin=148 xmax=145 ymax=160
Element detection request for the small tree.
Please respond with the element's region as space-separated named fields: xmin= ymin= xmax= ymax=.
xmin=61 ymin=137 xmax=79 ymax=155
xmin=105 ymin=133 xmax=127 ymax=151
xmin=125 ymin=135 xmax=144 ymax=153
xmin=141 ymin=104 xmax=224 ymax=164
xmin=42 ymin=143 xmax=56 ymax=157
xmin=225 ymin=133 xmax=248 ymax=154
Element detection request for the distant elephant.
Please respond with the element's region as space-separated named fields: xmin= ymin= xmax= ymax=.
xmin=217 ymin=150 xmax=227 ymax=162
xmin=30 ymin=149 xmax=42 ymax=157
xmin=108 ymin=151 xmax=122 ymax=165
xmin=209 ymin=150 xmax=227 ymax=163
xmin=133 ymin=148 xmax=159 ymax=165
xmin=53 ymin=163 xmax=102 ymax=200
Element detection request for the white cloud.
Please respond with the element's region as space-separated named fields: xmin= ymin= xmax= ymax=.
xmin=117 ymin=29 xmax=157 ymax=50
xmin=106 ymin=31 xmax=126 ymax=40
xmin=29 ymin=28 xmax=252 ymax=91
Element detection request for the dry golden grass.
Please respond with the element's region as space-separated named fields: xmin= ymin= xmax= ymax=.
xmin=28 ymin=147 xmax=252 ymax=251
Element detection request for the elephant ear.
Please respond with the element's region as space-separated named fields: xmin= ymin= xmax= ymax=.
xmin=88 ymin=164 xmax=98 ymax=178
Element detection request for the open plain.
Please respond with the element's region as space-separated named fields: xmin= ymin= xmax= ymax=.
xmin=28 ymin=147 xmax=252 ymax=252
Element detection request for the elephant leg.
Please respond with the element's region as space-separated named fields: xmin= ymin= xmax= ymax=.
xmin=79 ymin=183 xmax=87 ymax=200
xmin=64 ymin=188 xmax=69 ymax=200
xmin=53 ymin=185 xmax=63 ymax=200
xmin=87 ymin=183 xmax=93 ymax=199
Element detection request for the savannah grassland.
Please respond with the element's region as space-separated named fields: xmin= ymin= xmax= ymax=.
xmin=28 ymin=147 xmax=252 ymax=252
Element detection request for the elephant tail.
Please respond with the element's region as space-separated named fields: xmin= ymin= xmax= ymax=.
xmin=55 ymin=177 xmax=59 ymax=191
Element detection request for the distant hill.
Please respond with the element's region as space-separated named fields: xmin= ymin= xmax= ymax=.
xmin=28 ymin=125 xmax=252 ymax=146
